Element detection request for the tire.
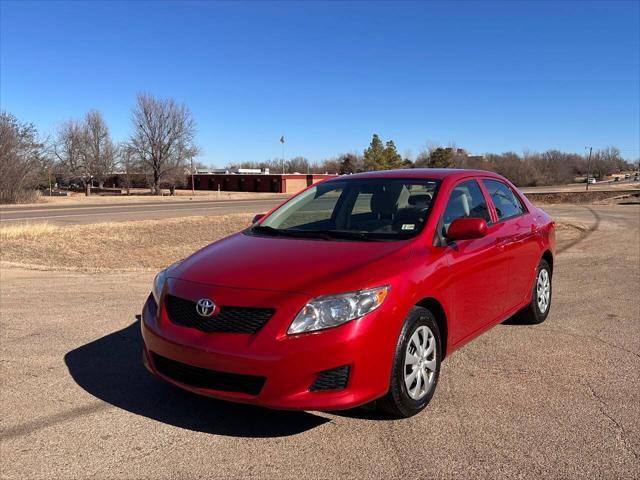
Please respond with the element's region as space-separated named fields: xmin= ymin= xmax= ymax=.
xmin=378 ymin=306 xmax=442 ymax=418
xmin=516 ymin=258 xmax=552 ymax=325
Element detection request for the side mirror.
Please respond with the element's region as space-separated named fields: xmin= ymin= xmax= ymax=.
xmin=252 ymin=213 xmax=266 ymax=224
xmin=447 ymin=218 xmax=488 ymax=241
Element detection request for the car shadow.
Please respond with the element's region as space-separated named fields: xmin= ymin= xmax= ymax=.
xmin=501 ymin=314 xmax=528 ymax=325
xmin=330 ymin=407 xmax=397 ymax=421
xmin=64 ymin=320 xmax=329 ymax=438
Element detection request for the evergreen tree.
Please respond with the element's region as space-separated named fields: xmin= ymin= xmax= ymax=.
xmin=401 ymin=158 xmax=414 ymax=169
xmin=429 ymin=147 xmax=454 ymax=168
xmin=363 ymin=134 xmax=386 ymax=171
xmin=383 ymin=140 xmax=403 ymax=169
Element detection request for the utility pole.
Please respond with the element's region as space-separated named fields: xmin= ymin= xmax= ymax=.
xmin=190 ymin=155 xmax=195 ymax=196
xmin=280 ymin=135 xmax=286 ymax=175
xmin=124 ymin=148 xmax=131 ymax=195
xmin=585 ymin=146 xmax=593 ymax=191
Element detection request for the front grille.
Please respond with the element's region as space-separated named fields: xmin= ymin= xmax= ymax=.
xmin=165 ymin=295 xmax=275 ymax=334
xmin=151 ymin=352 xmax=266 ymax=396
xmin=310 ymin=365 xmax=351 ymax=392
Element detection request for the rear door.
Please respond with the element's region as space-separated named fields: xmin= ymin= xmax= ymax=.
xmin=482 ymin=179 xmax=540 ymax=309
xmin=441 ymin=179 xmax=509 ymax=344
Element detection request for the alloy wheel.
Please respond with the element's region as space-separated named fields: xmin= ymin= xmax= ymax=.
xmin=537 ymin=268 xmax=551 ymax=313
xmin=404 ymin=325 xmax=437 ymax=400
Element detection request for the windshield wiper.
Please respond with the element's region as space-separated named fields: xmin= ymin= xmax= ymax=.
xmin=251 ymin=225 xmax=283 ymax=236
xmin=252 ymin=226 xmax=380 ymax=241
xmin=296 ymin=229 xmax=377 ymax=241
xmin=251 ymin=225 xmax=331 ymax=240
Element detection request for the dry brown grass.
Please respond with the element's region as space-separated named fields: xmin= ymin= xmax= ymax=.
xmin=0 ymin=223 xmax=59 ymax=238
xmin=0 ymin=214 xmax=253 ymax=271
xmin=1 ymin=216 xmax=578 ymax=272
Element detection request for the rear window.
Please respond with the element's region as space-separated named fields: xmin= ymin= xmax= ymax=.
xmin=482 ymin=179 xmax=526 ymax=221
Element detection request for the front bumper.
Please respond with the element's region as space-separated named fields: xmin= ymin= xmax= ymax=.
xmin=140 ymin=280 xmax=398 ymax=411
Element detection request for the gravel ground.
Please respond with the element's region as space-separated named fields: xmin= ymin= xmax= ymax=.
xmin=0 ymin=204 xmax=638 ymax=479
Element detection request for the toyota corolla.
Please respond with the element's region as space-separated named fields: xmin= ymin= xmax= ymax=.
xmin=140 ymin=169 xmax=555 ymax=417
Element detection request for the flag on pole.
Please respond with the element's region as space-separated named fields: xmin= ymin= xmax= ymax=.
xmin=280 ymin=135 xmax=285 ymax=144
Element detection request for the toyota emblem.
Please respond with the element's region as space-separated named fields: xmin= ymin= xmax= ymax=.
xmin=195 ymin=298 xmax=216 ymax=317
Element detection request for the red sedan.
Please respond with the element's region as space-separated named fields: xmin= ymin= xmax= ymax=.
xmin=141 ymin=169 xmax=555 ymax=417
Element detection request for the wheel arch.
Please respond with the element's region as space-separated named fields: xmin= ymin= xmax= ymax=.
xmin=542 ymin=249 xmax=554 ymax=276
xmin=415 ymin=297 xmax=449 ymax=360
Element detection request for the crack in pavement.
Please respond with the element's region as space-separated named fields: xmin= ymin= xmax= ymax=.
xmin=582 ymin=380 xmax=639 ymax=461
xmin=544 ymin=328 xmax=640 ymax=360
xmin=377 ymin=420 xmax=409 ymax=479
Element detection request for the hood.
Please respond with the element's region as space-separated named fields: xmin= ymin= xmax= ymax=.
xmin=170 ymin=231 xmax=412 ymax=296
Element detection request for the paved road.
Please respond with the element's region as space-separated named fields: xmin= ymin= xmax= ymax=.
xmin=2 ymin=184 xmax=638 ymax=226
xmin=521 ymin=180 xmax=639 ymax=192
xmin=0 ymin=197 xmax=289 ymax=225
xmin=0 ymin=204 xmax=639 ymax=479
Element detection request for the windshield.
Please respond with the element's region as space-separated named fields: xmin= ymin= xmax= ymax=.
xmin=249 ymin=178 xmax=439 ymax=241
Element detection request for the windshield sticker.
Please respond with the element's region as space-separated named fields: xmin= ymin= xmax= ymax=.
xmin=401 ymin=224 xmax=415 ymax=230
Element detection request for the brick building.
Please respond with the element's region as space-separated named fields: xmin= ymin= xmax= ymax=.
xmin=191 ymin=173 xmax=336 ymax=194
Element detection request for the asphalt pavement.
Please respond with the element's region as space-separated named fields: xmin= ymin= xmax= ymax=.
xmin=0 ymin=197 xmax=288 ymax=225
xmin=0 ymin=204 xmax=639 ymax=479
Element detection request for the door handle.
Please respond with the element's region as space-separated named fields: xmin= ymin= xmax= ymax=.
xmin=496 ymin=237 xmax=512 ymax=250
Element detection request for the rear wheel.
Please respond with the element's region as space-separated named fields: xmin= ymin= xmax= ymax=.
xmin=378 ymin=306 xmax=441 ymax=418
xmin=516 ymin=258 xmax=552 ymax=324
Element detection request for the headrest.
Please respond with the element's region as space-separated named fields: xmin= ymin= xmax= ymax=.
xmin=370 ymin=184 xmax=403 ymax=216
xmin=408 ymin=194 xmax=432 ymax=207
xmin=450 ymin=191 xmax=470 ymax=217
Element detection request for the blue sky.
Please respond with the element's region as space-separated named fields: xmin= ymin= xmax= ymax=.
xmin=1 ymin=0 xmax=639 ymax=166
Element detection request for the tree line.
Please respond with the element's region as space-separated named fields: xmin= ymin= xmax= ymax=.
xmin=1 ymin=102 xmax=638 ymax=203
xmin=237 ymin=134 xmax=634 ymax=188
xmin=337 ymin=135 xmax=635 ymax=187
xmin=1 ymin=93 xmax=199 ymax=203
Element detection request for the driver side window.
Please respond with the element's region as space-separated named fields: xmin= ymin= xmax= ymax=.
xmin=442 ymin=180 xmax=491 ymax=233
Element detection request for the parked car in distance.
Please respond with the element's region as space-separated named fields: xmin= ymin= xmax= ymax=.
xmin=587 ymin=177 xmax=597 ymax=184
xmin=140 ymin=169 xmax=556 ymax=418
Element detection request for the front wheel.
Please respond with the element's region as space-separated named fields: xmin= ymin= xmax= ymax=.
xmin=378 ymin=306 xmax=441 ymax=418
xmin=516 ymin=258 xmax=552 ymax=324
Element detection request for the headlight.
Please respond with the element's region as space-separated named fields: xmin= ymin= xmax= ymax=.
xmin=288 ymin=286 xmax=389 ymax=335
xmin=152 ymin=261 xmax=181 ymax=303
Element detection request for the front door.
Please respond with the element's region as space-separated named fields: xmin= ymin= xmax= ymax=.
xmin=441 ymin=179 xmax=510 ymax=344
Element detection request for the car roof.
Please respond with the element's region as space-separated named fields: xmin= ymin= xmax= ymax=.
xmin=328 ymin=168 xmax=504 ymax=182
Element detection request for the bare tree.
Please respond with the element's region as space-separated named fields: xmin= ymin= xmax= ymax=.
xmin=85 ymin=110 xmax=116 ymax=188
xmin=591 ymin=146 xmax=625 ymax=179
xmin=317 ymin=157 xmax=341 ymax=174
xmin=129 ymin=93 xmax=198 ymax=194
xmin=54 ymin=110 xmax=115 ymax=195
xmin=285 ymin=156 xmax=310 ymax=174
xmin=54 ymin=120 xmax=89 ymax=192
xmin=0 ymin=112 xmax=46 ymax=203
xmin=118 ymin=143 xmax=136 ymax=195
